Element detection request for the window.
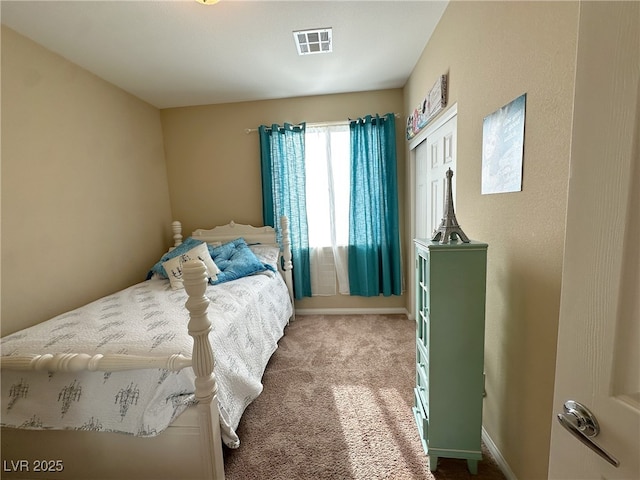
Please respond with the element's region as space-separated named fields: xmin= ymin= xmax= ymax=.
xmin=305 ymin=124 xmax=350 ymax=248
xmin=304 ymin=124 xmax=351 ymax=295
xmin=259 ymin=114 xmax=402 ymax=298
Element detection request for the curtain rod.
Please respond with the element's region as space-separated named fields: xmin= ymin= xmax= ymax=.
xmin=244 ymin=113 xmax=401 ymax=134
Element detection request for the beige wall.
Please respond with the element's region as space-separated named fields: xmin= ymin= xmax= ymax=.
xmin=160 ymin=90 xmax=407 ymax=311
xmin=1 ymin=27 xmax=173 ymax=336
xmin=404 ymin=2 xmax=578 ymax=478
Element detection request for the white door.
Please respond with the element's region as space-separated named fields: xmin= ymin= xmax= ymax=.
xmin=415 ymin=114 xmax=457 ymax=239
xmin=548 ymin=2 xmax=639 ymax=479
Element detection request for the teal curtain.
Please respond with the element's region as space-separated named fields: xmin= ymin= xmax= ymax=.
xmin=259 ymin=123 xmax=312 ymax=299
xmin=348 ymin=113 xmax=402 ymax=296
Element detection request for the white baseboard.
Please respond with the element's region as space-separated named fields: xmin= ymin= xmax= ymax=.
xmin=482 ymin=427 xmax=518 ymax=480
xmin=294 ymin=307 xmax=409 ymax=317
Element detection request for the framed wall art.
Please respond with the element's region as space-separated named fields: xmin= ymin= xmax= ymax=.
xmin=481 ymin=93 xmax=527 ymax=195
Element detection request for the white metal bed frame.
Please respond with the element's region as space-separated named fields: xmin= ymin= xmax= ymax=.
xmin=0 ymin=216 xmax=294 ymax=480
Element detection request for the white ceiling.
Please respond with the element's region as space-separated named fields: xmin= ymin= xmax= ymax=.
xmin=1 ymin=0 xmax=447 ymax=109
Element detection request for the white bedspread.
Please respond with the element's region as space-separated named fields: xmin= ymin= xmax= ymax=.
xmin=0 ymin=272 xmax=292 ymax=448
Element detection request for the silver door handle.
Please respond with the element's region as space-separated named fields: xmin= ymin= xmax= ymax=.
xmin=556 ymin=400 xmax=620 ymax=468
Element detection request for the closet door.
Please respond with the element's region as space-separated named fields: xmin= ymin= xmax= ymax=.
xmin=415 ymin=114 xmax=457 ymax=240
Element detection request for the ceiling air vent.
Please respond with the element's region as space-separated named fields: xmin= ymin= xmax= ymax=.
xmin=293 ymin=28 xmax=332 ymax=56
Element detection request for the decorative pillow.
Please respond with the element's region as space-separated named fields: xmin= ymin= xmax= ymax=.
xmin=147 ymin=237 xmax=211 ymax=280
xmin=207 ymin=238 xmax=270 ymax=285
xmin=162 ymin=243 xmax=220 ymax=290
xmin=249 ymin=244 xmax=281 ymax=271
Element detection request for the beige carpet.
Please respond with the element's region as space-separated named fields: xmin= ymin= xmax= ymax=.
xmin=224 ymin=314 xmax=506 ymax=480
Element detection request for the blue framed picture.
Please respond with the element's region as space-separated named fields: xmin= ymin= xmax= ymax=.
xmin=481 ymin=93 xmax=526 ymax=194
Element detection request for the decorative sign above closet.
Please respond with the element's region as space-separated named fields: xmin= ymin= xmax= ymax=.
xmin=406 ymin=73 xmax=448 ymax=140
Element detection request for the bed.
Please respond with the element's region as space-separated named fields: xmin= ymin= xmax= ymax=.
xmin=0 ymin=217 xmax=295 ymax=480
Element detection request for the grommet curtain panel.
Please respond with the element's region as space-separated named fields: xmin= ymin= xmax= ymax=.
xmin=259 ymin=123 xmax=312 ymax=299
xmin=348 ymin=113 xmax=402 ymax=296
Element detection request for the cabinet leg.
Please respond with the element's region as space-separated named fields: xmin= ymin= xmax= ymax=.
xmin=429 ymin=455 xmax=438 ymax=472
xmin=467 ymin=459 xmax=478 ymax=474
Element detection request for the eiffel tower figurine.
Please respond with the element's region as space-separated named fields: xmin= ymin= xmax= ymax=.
xmin=431 ymin=168 xmax=470 ymax=244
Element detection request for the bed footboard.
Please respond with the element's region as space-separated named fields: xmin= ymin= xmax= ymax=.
xmin=0 ymin=352 xmax=193 ymax=373
xmin=0 ymin=260 xmax=225 ymax=480
xmin=183 ymin=259 xmax=225 ymax=480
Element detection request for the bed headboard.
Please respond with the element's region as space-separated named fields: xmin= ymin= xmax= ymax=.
xmin=172 ymin=216 xmax=294 ymax=303
xmin=191 ymin=222 xmax=278 ymax=246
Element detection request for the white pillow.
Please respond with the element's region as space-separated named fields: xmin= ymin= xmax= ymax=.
xmin=249 ymin=244 xmax=281 ymax=270
xmin=162 ymin=243 xmax=220 ymax=290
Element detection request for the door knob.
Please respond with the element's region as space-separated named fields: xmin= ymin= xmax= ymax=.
xmin=556 ymin=400 xmax=620 ymax=467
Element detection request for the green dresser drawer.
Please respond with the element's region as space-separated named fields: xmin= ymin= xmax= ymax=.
xmin=416 ymin=339 xmax=429 ymax=370
xmin=413 ymin=387 xmax=429 ymax=451
xmin=416 ymin=357 xmax=429 ymax=412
